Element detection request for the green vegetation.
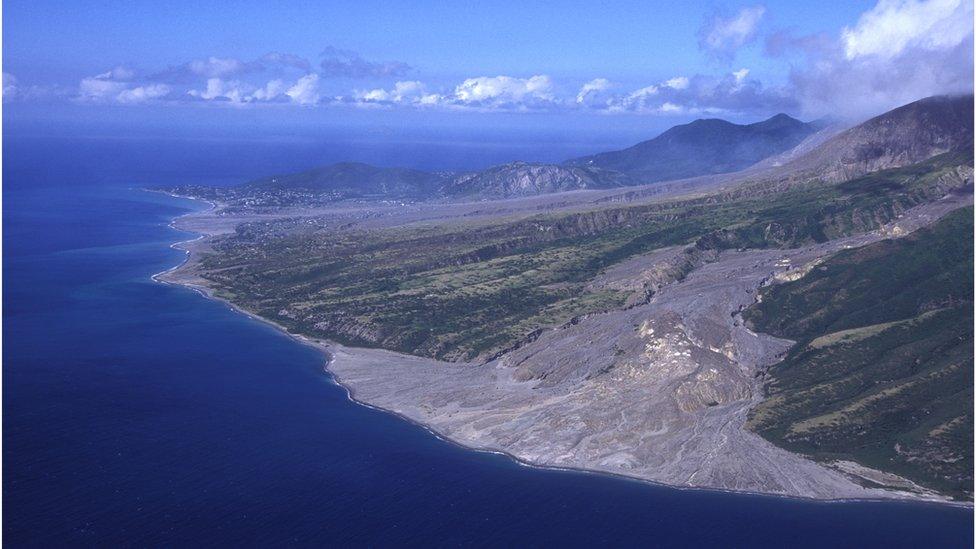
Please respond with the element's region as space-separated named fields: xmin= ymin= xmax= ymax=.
xmin=197 ymin=152 xmax=971 ymax=363
xmin=744 ymin=207 xmax=974 ymax=499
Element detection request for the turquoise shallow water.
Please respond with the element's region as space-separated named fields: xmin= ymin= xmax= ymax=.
xmin=3 ymin=136 xmax=973 ymax=547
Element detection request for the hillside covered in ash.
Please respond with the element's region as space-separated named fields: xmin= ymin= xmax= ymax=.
xmin=160 ymin=94 xmax=974 ymax=501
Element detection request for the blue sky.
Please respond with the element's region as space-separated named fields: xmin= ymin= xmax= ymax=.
xmin=3 ymin=0 xmax=973 ymax=140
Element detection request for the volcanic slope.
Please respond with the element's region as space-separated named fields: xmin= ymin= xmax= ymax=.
xmin=744 ymin=206 xmax=974 ymax=500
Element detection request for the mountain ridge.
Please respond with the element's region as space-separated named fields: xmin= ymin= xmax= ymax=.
xmin=442 ymin=161 xmax=637 ymax=198
xmin=563 ymin=112 xmax=816 ymax=180
xmin=191 ymin=94 xmax=973 ymax=202
xmin=781 ymin=94 xmax=974 ymax=182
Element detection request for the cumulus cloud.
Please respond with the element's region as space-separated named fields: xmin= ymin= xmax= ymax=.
xmin=4 ymin=72 xmax=70 ymax=102
xmin=285 ymin=74 xmax=321 ymax=105
xmin=699 ymin=5 xmax=766 ymax=58
xmin=583 ymin=70 xmax=795 ymax=116
xmin=610 ymin=84 xmax=661 ymax=113
xmin=841 ymin=0 xmax=972 ymax=59
xmin=116 ymin=84 xmax=172 ymax=104
xmin=663 ymin=76 xmax=690 ymax=90
xmin=77 ymin=67 xmax=173 ymax=104
xmin=78 ymin=77 xmax=127 ymax=101
xmin=576 ymin=78 xmax=614 ymax=105
xmin=350 ymin=71 xmax=789 ymax=116
xmin=355 ymin=80 xmax=441 ymax=106
xmin=353 ymin=75 xmax=557 ymax=111
xmin=251 ymin=79 xmax=288 ymax=101
xmin=78 ymin=52 xmax=321 ymax=107
xmin=187 ymin=78 xmax=247 ymax=102
xmin=452 ymin=75 xmax=555 ymax=109
xmin=790 ymin=0 xmax=973 ymax=117
xmin=187 ymin=74 xmax=320 ymax=105
xmin=319 ymin=46 xmax=410 ymax=78
xmin=37 ymin=1 xmax=975 ymax=119
xmin=77 ymin=67 xmax=134 ymax=102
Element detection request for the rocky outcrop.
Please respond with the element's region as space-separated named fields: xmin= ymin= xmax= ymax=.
xmin=588 ymin=245 xmax=721 ymax=308
xmin=443 ymin=161 xmax=635 ymax=198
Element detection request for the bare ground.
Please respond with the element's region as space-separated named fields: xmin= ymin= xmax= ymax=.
xmin=159 ymin=189 xmax=972 ymax=504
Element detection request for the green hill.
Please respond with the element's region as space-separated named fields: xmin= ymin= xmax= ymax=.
xmin=744 ymin=207 xmax=974 ymax=500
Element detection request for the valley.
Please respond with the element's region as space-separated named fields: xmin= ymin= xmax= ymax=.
xmin=158 ymin=95 xmax=974 ymax=502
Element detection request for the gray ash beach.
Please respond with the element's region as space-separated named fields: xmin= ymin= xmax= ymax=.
xmin=156 ymin=189 xmax=972 ymax=506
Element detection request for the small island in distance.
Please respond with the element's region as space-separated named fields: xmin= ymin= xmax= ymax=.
xmin=159 ymin=94 xmax=974 ymax=502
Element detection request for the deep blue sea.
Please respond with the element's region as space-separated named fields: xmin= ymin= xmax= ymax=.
xmin=3 ymin=135 xmax=973 ymax=547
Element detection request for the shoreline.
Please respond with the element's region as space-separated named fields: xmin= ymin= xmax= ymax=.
xmin=149 ymin=190 xmax=973 ymax=509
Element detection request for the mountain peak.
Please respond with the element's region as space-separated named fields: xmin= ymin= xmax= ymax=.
xmin=784 ymin=93 xmax=974 ymax=182
xmin=565 ymin=114 xmax=816 ymax=180
xmin=750 ymin=113 xmax=805 ymax=131
xmin=684 ymin=118 xmax=735 ymax=128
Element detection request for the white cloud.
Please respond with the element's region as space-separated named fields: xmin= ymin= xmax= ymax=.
xmin=187 ymin=74 xmax=318 ymax=105
xmin=116 ymin=84 xmax=171 ymax=104
xmin=586 ymin=70 xmax=793 ymax=116
xmin=453 ymin=75 xmax=555 ymax=107
xmin=732 ymin=68 xmax=750 ymax=91
xmin=78 ymin=72 xmax=130 ymax=102
xmin=391 ymin=80 xmax=426 ymax=98
xmin=286 ymin=73 xmax=320 ymax=105
xmin=77 ymin=69 xmax=173 ymax=104
xmin=700 ymin=5 xmax=766 ymax=57
xmin=842 ymin=0 xmax=973 ymax=59
xmin=659 ymin=102 xmax=683 ymax=113
xmin=353 ymin=75 xmax=559 ymax=111
xmin=841 ymin=0 xmax=973 ymax=59
xmin=188 ymin=78 xmax=245 ymax=102
xmin=576 ymin=78 xmax=614 ymax=104
xmin=251 ymin=79 xmax=288 ymax=101
xmin=663 ymin=76 xmax=690 ymax=90
xmin=357 ymin=88 xmax=392 ymax=102
xmin=609 ymin=84 xmax=659 ymax=112
xmin=45 ymin=2 xmax=972 ymax=120
xmin=4 ymin=72 xmax=69 ymax=102
xmin=355 ymin=80 xmax=436 ymax=105
xmin=791 ymin=0 xmax=973 ymax=117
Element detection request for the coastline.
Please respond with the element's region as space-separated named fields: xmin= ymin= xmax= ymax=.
xmin=150 ymin=190 xmax=972 ymax=509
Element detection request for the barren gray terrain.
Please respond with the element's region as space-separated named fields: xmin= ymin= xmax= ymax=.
xmin=160 ymin=183 xmax=971 ymax=504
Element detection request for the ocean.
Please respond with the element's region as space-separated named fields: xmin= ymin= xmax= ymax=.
xmin=3 ymin=135 xmax=972 ymax=546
